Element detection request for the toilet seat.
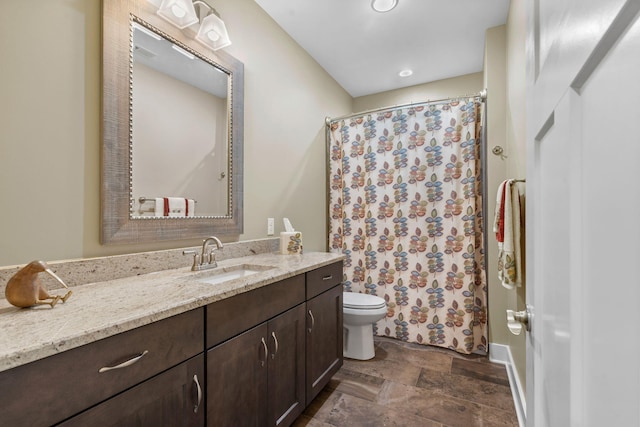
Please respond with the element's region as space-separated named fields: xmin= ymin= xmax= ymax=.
xmin=343 ymin=292 xmax=386 ymax=310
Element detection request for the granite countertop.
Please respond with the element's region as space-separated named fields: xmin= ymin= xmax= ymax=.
xmin=0 ymin=251 xmax=344 ymax=373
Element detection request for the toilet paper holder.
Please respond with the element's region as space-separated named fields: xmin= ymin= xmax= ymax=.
xmin=506 ymin=305 xmax=532 ymax=335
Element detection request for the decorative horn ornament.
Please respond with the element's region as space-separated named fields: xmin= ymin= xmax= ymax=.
xmin=4 ymin=260 xmax=72 ymax=308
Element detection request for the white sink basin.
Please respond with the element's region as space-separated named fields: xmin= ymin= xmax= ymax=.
xmin=196 ymin=264 xmax=273 ymax=285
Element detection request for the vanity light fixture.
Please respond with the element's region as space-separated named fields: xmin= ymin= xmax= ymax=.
xmin=156 ymin=0 xmax=231 ymax=51
xmin=371 ymin=0 xmax=398 ymax=13
xmin=157 ymin=0 xmax=198 ymax=29
xmin=194 ymin=1 xmax=232 ymax=51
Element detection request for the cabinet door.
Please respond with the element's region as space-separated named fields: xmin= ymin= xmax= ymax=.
xmin=306 ymin=284 xmax=343 ymax=405
xmin=207 ymin=323 xmax=269 ymax=427
xmin=267 ymin=304 xmax=306 ymax=427
xmin=59 ymin=353 xmax=205 ymax=427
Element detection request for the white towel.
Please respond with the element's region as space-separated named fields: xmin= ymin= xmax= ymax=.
xmin=151 ymin=197 xmax=194 ymax=217
xmin=186 ymin=199 xmax=196 ymax=217
xmin=167 ymin=197 xmax=186 ymax=217
xmin=493 ymin=180 xmax=507 ymax=239
xmin=497 ymin=180 xmax=523 ymax=289
xmin=154 ymin=198 xmax=165 ymax=217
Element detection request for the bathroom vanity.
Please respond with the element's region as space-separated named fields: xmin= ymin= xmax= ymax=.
xmin=0 ymin=252 xmax=343 ymax=426
xmin=206 ymin=261 xmax=343 ymax=426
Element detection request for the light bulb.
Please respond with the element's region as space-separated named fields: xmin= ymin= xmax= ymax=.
xmin=157 ymin=0 xmax=198 ymax=29
xmin=372 ymin=0 xmax=398 ymax=13
xmin=171 ymin=4 xmax=186 ymax=18
xmin=207 ymin=31 xmax=221 ymax=42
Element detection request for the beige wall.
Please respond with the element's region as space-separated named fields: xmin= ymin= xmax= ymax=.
xmin=0 ymin=1 xmax=98 ymax=267
xmin=506 ymin=0 xmax=527 ymax=180
xmin=483 ymin=25 xmax=509 ymax=349
xmin=0 ymin=0 xmax=352 ymax=267
xmin=353 ymin=73 xmax=483 ymax=113
xmin=483 ymin=0 xmax=528 ymax=390
xmin=505 ymin=0 xmax=527 ymax=390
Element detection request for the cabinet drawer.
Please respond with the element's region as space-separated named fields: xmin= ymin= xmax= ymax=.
xmin=59 ymin=353 xmax=205 ymax=427
xmin=206 ymin=274 xmax=305 ymax=348
xmin=0 ymin=308 xmax=204 ymax=427
xmin=306 ymin=261 xmax=343 ymax=299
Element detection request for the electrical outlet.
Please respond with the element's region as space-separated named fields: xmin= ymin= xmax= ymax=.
xmin=267 ymin=218 xmax=275 ymax=236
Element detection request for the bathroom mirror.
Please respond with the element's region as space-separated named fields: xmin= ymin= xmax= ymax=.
xmin=102 ymin=0 xmax=244 ymax=244
xmin=131 ymin=22 xmax=230 ymax=218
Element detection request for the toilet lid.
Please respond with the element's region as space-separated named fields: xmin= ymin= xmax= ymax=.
xmin=343 ymin=292 xmax=386 ymax=309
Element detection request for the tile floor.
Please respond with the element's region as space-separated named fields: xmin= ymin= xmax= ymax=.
xmin=294 ymin=337 xmax=519 ymax=427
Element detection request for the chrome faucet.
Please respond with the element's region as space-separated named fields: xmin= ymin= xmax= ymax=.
xmin=183 ymin=236 xmax=224 ymax=271
xmin=201 ymin=236 xmax=223 ymax=266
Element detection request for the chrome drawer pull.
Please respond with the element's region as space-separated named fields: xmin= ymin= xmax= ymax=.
xmin=322 ymin=275 xmax=333 ymax=281
xmin=308 ymin=310 xmax=315 ymax=333
xmin=260 ymin=337 xmax=268 ymax=367
xmin=271 ymin=332 xmax=279 ymax=359
xmin=193 ymin=374 xmax=202 ymax=413
xmin=98 ymin=350 xmax=149 ymax=373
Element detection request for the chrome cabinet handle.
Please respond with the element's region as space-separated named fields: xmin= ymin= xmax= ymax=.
xmin=308 ymin=310 xmax=315 ymax=333
xmin=271 ymin=332 xmax=279 ymax=359
xmin=322 ymin=275 xmax=333 ymax=281
xmin=193 ymin=374 xmax=202 ymax=413
xmin=98 ymin=350 xmax=149 ymax=373
xmin=260 ymin=337 xmax=268 ymax=367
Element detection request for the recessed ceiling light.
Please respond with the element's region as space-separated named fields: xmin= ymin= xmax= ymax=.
xmin=398 ymin=69 xmax=413 ymax=77
xmin=371 ymin=0 xmax=398 ymax=13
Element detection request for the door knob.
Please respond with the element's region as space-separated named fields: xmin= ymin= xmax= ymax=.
xmin=506 ymin=306 xmax=531 ymax=335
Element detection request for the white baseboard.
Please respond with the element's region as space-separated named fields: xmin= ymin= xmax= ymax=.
xmin=489 ymin=343 xmax=526 ymax=427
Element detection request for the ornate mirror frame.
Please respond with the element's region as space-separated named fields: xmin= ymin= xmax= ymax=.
xmin=101 ymin=0 xmax=244 ymax=244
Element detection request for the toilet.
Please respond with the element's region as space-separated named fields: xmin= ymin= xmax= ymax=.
xmin=343 ymin=292 xmax=387 ymax=360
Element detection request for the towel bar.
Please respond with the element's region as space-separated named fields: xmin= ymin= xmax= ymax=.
xmin=138 ymin=197 xmax=197 ymax=204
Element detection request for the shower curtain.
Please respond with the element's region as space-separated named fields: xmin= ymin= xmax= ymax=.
xmin=328 ymin=97 xmax=487 ymax=354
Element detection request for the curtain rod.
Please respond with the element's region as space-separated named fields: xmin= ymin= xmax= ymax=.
xmin=325 ymin=89 xmax=487 ymax=125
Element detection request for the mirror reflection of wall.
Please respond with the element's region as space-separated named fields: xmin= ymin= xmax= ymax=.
xmin=131 ymin=22 xmax=229 ymax=218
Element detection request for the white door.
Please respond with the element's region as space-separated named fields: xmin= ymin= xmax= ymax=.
xmin=527 ymin=0 xmax=640 ymax=425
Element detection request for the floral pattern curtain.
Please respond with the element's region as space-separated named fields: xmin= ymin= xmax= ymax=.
xmin=328 ymin=99 xmax=487 ymax=354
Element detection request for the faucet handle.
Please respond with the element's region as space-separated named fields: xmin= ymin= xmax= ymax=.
xmin=206 ymin=249 xmax=218 ymax=267
xmin=183 ymin=250 xmax=199 ymax=271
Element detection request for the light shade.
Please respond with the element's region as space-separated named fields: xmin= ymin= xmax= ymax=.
xmin=195 ymin=12 xmax=232 ymax=51
xmin=371 ymin=0 xmax=398 ymax=13
xmin=157 ymin=0 xmax=198 ymax=29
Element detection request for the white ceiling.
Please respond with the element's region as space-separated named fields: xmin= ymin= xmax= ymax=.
xmin=254 ymin=0 xmax=511 ymax=97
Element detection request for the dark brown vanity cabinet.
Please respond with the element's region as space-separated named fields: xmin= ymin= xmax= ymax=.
xmin=0 ymin=261 xmax=344 ymax=427
xmin=205 ymin=263 xmax=344 ymax=427
xmin=206 ymin=275 xmax=306 ymax=427
xmin=305 ymin=262 xmax=344 ymax=404
xmin=0 ymin=308 xmax=204 ymax=427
